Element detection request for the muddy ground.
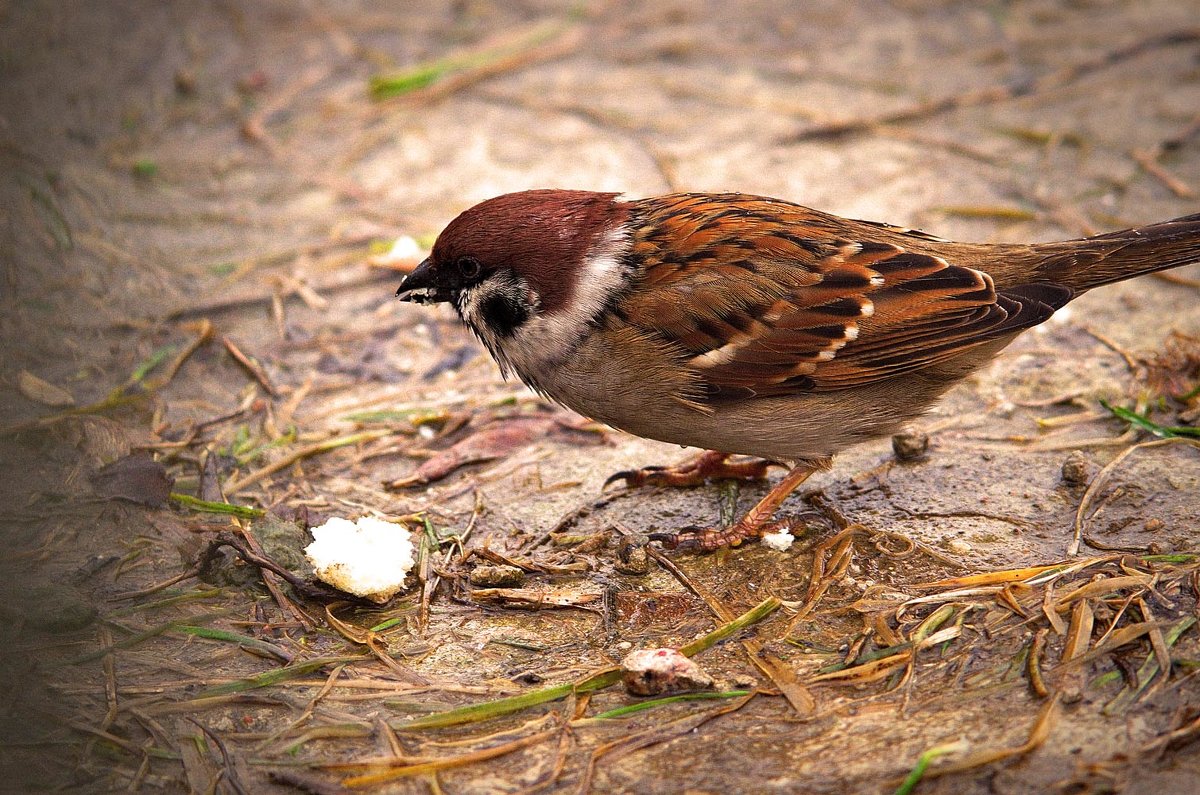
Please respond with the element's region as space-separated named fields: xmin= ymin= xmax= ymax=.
xmin=2 ymin=1 xmax=1200 ymax=793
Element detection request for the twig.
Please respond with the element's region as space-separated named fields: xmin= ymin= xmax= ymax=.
xmin=164 ymin=258 xmax=395 ymax=320
xmin=1131 ymin=148 xmax=1195 ymax=199
xmin=221 ymin=335 xmax=279 ymax=397
xmin=223 ymin=429 xmax=391 ymax=495
xmin=189 ymin=719 xmax=250 ymax=795
xmin=1082 ymin=327 xmax=1141 ymax=375
xmin=782 ymin=30 xmax=1200 ymax=143
xmin=110 ymin=566 xmax=203 ymax=600
xmin=1071 ymin=437 xmax=1200 ymax=555
xmin=234 ymin=524 xmax=314 ymax=630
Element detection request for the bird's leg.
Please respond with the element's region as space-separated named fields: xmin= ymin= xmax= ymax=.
xmin=650 ymin=461 xmax=824 ymax=551
xmin=604 ymin=450 xmax=778 ymax=490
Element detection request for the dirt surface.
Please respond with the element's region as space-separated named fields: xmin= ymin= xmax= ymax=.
xmin=2 ymin=1 xmax=1200 ymax=793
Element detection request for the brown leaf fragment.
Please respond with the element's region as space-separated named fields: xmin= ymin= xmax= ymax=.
xmin=18 ymin=369 xmax=76 ymax=407
xmin=56 ymin=416 xmax=135 ymax=465
xmin=390 ymin=416 xmax=603 ymax=487
xmin=89 ymin=452 xmax=174 ymax=506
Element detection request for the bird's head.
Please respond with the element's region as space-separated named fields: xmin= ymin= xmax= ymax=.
xmin=396 ymin=189 xmax=630 ymax=344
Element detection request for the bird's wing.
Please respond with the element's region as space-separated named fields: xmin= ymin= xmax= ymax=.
xmin=619 ymin=193 xmax=1069 ymax=401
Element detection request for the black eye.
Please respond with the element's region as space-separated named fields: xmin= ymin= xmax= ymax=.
xmin=456 ymin=256 xmax=481 ymax=280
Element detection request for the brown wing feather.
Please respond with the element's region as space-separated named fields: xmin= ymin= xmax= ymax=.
xmin=621 ymin=194 xmax=1065 ymax=402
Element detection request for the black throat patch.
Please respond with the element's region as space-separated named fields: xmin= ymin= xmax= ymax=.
xmin=479 ymin=291 xmax=529 ymax=338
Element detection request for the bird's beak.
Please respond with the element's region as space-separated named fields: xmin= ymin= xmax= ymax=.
xmin=395 ymin=257 xmax=448 ymax=304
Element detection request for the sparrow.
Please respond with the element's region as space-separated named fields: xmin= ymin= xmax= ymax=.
xmin=396 ymin=190 xmax=1200 ymax=551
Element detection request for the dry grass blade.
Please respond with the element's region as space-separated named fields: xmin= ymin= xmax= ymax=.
xmin=646 ymin=547 xmax=811 ymax=711
xmin=1062 ymin=600 xmax=1094 ymax=663
xmin=390 ymin=597 xmax=780 ymax=731
xmin=1027 ymin=629 xmax=1050 ymax=698
xmin=917 ymin=556 xmax=1115 ymax=589
xmin=918 ymin=694 xmax=1061 ymax=780
xmin=323 ymin=604 xmax=428 ymax=684
xmin=1103 ymin=616 xmax=1196 ymax=715
xmin=786 ymin=524 xmax=863 ymax=628
xmin=1137 ymin=597 xmax=1173 ymax=680
xmin=223 ymin=429 xmax=391 ymax=495
xmin=1054 ymin=574 xmax=1154 ymax=610
xmin=1055 ymin=620 xmax=1164 ymax=671
xmin=1071 ymin=437 xmax=1200 ymax=555
xmin=809 ymin=625 xmax=960 ymax=683
xmin=370 ymin=20 xmax=582 ymax=102
xmin=339 ymin=728 xmax=560 ymax=787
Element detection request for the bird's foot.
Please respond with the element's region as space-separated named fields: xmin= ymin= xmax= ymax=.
xmin=649 ymin=516 xmax=810 ymax=552
xmin=604 ymin=450 xmax=777 ymax=490
xmin=647 ymin=461 xmax=825 ymax=553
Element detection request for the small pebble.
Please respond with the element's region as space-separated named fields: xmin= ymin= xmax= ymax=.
xmin=173 ymin=69 xmax=197 ymax=95
xmin=1060 ymin=450 xmax=1093 ymax=485
xmin=614 ymin=533 xmax=650 ymax=575
xmin=469 ymin=564 xmax=525 ymax=587
xmin=621 ymin=648 xmax=714 ymax=696
xmin=892 ymin=431 xmax=929 ymax=461
xmin=1143 ymin=518 xmax=1165 ymax=533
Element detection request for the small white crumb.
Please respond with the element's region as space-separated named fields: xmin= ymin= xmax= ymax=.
xmin=761 ymin=530 xmax=795 ymax=552
xmin=368 ymin=235 xmax=424 ymax=268
xmin=1049 ymin=305 xmax=1073 ymax=325
xmin=947 ymin=539 xmax=972 ymax=555
xmin=386 ymin=235 xmax=421 ymax=261
xmin=305 ymin=516 xmax=415 ymax=603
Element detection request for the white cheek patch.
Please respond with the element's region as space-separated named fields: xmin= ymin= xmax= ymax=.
xmin=453 ymin=225 xmax=633 ymax=395
xmin=505 ymin=225 xmax=632 ymax=376
xmin=456 ymin=275 xmax=533 ymax=378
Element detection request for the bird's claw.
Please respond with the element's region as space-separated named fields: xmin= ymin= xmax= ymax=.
xmin=603 ymin=466 xmax=667 ymax=490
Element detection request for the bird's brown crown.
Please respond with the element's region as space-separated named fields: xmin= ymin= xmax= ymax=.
xmin=430 ymin=189 xmax=628 ymax=313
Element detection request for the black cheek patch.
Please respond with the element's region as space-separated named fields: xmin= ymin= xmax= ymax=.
xmin=481 ymin=292 xmax=530 ymax=337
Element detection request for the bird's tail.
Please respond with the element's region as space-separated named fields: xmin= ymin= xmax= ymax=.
xmin=1029 ymin=212 xmax=1200 ymax=292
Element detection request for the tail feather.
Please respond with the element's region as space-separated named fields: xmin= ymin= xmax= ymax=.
xmin=1031 ymin=212 xmax=1200 ymax=292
